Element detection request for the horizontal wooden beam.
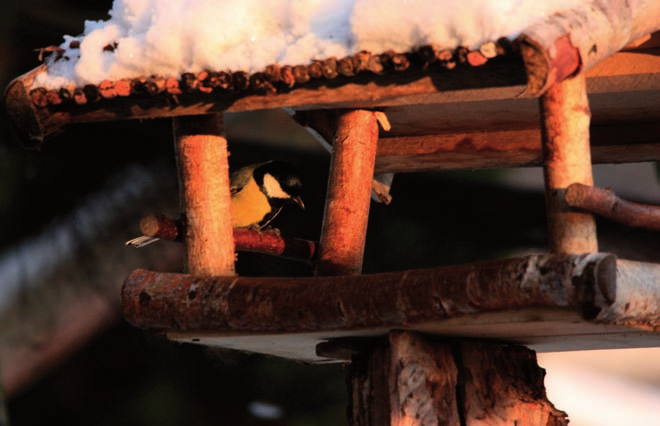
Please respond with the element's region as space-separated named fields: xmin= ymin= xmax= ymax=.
xmin=122 ymin=254 xmax=660 ymax=362
xmin=5 ymin=49 xmax=660 ymax=148
xmin=374 ymin=123 xmax=660 ymax=173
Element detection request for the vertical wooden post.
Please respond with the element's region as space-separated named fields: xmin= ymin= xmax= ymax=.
xmin=348 ymin=332 xmax=568 ymax=426
xmin=173 ymin=113 xmax=235 ymax=276
xmin=315 ymin=110 xmax=379 ymax=276
xmin=540 ymin=73 xmax=598 ymax=254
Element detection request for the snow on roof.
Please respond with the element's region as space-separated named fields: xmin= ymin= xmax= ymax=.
xmin=32 ymin=0 xmax=582 ymax=90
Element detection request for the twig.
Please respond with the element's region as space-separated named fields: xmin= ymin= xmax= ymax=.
xmin=565 ymin=183 xmax=660 ymax=231
xmin=136 ymin=213 xmax=317 ymax=262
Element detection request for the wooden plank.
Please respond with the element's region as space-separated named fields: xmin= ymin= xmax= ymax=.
xmin=373 ymin=123 xmax=660 ymax=173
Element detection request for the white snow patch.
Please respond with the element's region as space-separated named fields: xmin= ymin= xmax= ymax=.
xmin=33 ymin=0 xmax=583 ymax=89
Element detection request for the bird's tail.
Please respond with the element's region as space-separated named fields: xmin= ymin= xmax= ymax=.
xmin=125 ymin=236 xmax=160 ymax=248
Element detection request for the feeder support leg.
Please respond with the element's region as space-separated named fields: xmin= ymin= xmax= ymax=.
xmin=347 ymin=331 xmax=568 ymax=426
xmin=540 ymin=73 xmax=598 ymax=254
xmin=316 ymin=110 xmax=379 ymax=276
xmin=173 ymin=114 xmax=235 ymax=276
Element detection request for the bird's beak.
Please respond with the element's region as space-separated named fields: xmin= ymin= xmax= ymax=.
xmin=292 ymin=196 xmax=305 ymax=210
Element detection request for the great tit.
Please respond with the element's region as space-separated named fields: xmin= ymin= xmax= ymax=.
xmin=126 ymin=160 xmax=304 ymax=247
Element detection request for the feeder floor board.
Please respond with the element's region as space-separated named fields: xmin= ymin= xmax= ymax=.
xmin=122 ymin=254 xmax=660 ymax=363
xmin=166 ymin=310 xmax=660 ymax=363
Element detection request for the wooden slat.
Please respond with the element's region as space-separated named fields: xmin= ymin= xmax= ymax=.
xmin=373 ymin=123 xmax=660 ymax=173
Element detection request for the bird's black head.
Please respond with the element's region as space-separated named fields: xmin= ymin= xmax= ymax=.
xmin=254 ymin=161 xmax=304 ymax=208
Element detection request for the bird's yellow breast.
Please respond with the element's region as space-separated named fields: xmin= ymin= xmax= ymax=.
xmin=230 ymin=178 xmax=272 ymax=228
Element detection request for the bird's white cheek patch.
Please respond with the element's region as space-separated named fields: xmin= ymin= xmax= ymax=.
xmin=263 ymin=173 xmax=289 ymax=199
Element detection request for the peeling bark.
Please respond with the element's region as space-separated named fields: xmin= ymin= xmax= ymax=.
xmin=519 ymin=0 xmax=660 ymax=96
xmin=565 ymin=183 xmax=660 ymax=231
xmin=540 ymin=73 xmax=598 ymax=254
xmin=348 ymin=332 xmax=567 ymax=426
xmin=122 ymin=253 xmax=618 ymax=332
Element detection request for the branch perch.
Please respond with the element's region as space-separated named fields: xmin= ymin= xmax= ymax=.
xmin=135 ymin=213 xmax=317 ymax=262
xmin=565 ymin=183 xmax=660 ymax=231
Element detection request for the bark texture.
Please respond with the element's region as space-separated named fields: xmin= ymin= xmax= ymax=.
xmin=565 ymin=183 xmax=660 ymax=231
xmin=540 ymin=73 xmax=598 ymax=254
xmin=122 ymin=253 xmax=618 ymax=332
xmin=315 ymin=110 xmax=379 ymax=276
xmin=347 ymin=331 xmax=567 ymax=426
xmin=173 ymin=114 xmax=235 ymax=276
xmin=519 ymin=0 xmax=660 ymax=96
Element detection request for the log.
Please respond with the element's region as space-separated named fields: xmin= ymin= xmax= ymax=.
xmin=122 ymin=253 xmax=617 ymax=332
xmin=347 ymin=331 xmax=568 ymax=426
xmin=540 ymin=73 xmax=598 ymax=254
xmin=565 ymin=183 xmax=660 ymax=231
xmin=519 ymin=0 xmax=660 ymax=96
xmin=173 ymin=114 xmax=235 ymax=276
xmin=3 ymin=54 xmax=527 ymax=148
xmin=315 ymin=110 xmax=379 ymax=276
xmin=597 ymin=259 xmax=660 ymax=329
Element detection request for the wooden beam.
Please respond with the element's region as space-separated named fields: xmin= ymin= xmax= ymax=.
xmin=540 ymin=74 xmax=598 ymax=254
xmin=121 ymin=255 xmax=660 ymax=362
xmin=173 ymin=114 xmax=235 ymax=276
xmin=122 ymin=253 xmax=617 ymax=331
xmin=372 ymin=123 xmax=660 ymax=173
xmin=5 ymin=48 xmax=660 ymax=148
xmin=519 ymin=0 xmax=660 ymax=96
xmin=315 ymin=110 xmax=379 ymax=276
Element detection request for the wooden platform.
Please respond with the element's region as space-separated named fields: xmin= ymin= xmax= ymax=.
xmin=123 ymin=254 xmax=660 ymax=362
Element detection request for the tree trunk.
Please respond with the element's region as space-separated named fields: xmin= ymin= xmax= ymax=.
xmin=348 ymin=331 xmax=568 ymax=426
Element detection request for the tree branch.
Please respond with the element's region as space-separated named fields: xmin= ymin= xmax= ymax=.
xmin=136 ymin=213 xmax=317 ymax=262
xmin=565 ymin=183 xmax=660 ymax=231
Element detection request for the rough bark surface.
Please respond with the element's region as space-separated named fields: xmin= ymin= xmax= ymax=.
xmin=135 ymin=213 xmax=317 ymax=261
xmin=315 ymin=110 xmax=379 ymax=276
xmin=565 ymin=183 xmax=660 ymax=231
xmin=122 ymin=253 xmax=618 ymax=331
xmin=173 ymin=114 xmax=235 ymax=276
xmin=348 ymin=332 xmax=567 ymax=426
xmin=540 ymin=73 xmax=598 ymax=254
xmin=519 ymin=0 xmax=660 ymax=96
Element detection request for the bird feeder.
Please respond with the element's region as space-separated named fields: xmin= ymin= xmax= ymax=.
xmin=5 ymin=2 xmax=660 ymax=424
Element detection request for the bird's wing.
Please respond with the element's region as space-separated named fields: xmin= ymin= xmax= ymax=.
xmin=230 ymin=161 xmax=270 ymax=195
xmin=258 ymin=205 xmax=283 ymax=229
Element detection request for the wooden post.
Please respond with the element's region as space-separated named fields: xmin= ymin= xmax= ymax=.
xmin=173 ymin=113 xmax=235 ymax=276
xmin=348 ymin=331 xmax=567 ymax=426
xmin=315 ymin=110 xmax=379 ymax=276
xmin=540 ymin=73 xmax=598 ymax=254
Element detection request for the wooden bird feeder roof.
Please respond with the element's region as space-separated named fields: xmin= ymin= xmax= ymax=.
xmin=5 ymin=2 xmax=660 ymax=363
